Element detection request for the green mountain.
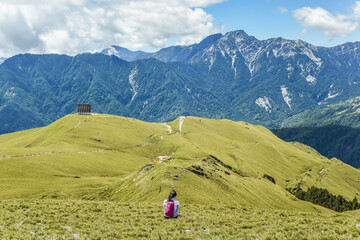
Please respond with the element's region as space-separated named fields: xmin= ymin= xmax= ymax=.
xmin=0 ymin=53 xmax=248 ymax=134
xmin=2 ymin=30 xmax=360 ymax=134
xmin=104 ymin=30 xmax=360 ymax=128
xmin=282 ymin=96 xmax=360 ymax=128
xmin=1 ymin=114 xmax=359 ymax=212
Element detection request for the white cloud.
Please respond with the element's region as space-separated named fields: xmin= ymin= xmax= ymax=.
xmin=0 ymin=0 xmax=225 ymax=57
xmin=278 ymin=7 xmax=288 ymax=14
xmin=353 ymin=1 xmax=360 ymax=20
xmin=186 ymin=0 xmax=226 ymax=8
xmin=300 ymin=28 xmax=308 ymax=35
xmin=293 ymin=3 xmax=360 ymax=38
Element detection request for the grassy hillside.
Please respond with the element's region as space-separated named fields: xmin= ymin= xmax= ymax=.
xmin=0 ymin=114 xmax=167 ymax=198
xmin=0 ymin=114 xmax=360 ymax=212
xmin=1 ymin=199 xmax=360 ymax=239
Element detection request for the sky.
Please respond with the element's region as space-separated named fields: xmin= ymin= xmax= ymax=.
xmin=1 ymin=0 xmax=360 ymax=57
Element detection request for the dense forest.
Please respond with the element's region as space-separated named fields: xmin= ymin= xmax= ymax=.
xmin=288 ymin=186 xmax=360 ymax=212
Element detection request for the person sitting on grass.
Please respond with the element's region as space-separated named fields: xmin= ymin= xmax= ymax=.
xmin=163 ymin=190 xmax=180 ymax=218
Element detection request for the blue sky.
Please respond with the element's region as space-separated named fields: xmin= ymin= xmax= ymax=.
xmin=206 ymin=0 xmax=360 ymax=47
xmin=0 ymin=0 xmax=360 ymax=57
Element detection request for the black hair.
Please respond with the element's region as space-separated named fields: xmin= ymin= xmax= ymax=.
xmin=168 ymin=190 xmax=177 ymax=202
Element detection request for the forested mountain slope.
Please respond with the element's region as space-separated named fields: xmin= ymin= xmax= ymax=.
xmin=1 ymin=30 xmax=360 ymax=133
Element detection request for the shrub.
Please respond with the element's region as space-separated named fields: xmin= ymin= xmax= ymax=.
xmin=263 ymin=174 xmax=276 ymax=184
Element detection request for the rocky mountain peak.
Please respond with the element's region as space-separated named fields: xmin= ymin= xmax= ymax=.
xmin=225 ymin=30 xmax=249 ymax=39
xmin=198 ymin=33 xmax=223 ymax=46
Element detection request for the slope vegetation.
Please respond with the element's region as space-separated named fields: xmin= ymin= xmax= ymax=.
xmin=282 ymin=96 xmax=360 ymax=128
xmin=0 ymin=114 xmax=359 ymax=212
xmin=272 ymin=125 xmax=360 ymax=168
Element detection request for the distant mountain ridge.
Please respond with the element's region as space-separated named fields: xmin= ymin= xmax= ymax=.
xmin=102 ymin=30 xmax=360 ymax=126
xmin=101 ymin=46 xmax=152 ymax=62
xmin=101 ymin=33 xmax=224 ymax=63
xmin=1 ymin=30 xmax=360 ymax=134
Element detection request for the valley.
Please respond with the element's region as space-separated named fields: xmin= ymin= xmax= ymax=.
xmin=273 ymin=125 xmax=360 ymax=168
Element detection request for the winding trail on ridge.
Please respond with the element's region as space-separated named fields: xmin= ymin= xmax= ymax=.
xmin=163 ymin=123 xmax=173 ymax=134
xmin=179 ymin=116 xmax=185 ymax=132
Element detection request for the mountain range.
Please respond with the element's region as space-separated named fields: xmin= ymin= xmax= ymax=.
xmin=1 ymin=30 xmax=360 ymax=134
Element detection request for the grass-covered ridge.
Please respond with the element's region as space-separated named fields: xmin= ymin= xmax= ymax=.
xmin=0 ymin=114 xmax=359 ymax=212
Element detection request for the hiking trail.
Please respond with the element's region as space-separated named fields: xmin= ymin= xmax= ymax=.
xmin=163 ymin=123 xmax=173 ymax=134
xmin=179 ymin=116 xmax=185 ymax=132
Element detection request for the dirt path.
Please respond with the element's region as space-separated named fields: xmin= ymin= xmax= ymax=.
xmin=163 ymin=123 xmax=173 ymax=134
xmin=73 ymin=115 xmax=90 ymax=129
xmin=179 ymin=116 xmax=185 ymax=132
xmin=0 ymin=149 xmax=108 ymax=160
xmin=74 ymin=121 xmax=82 ymax=129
